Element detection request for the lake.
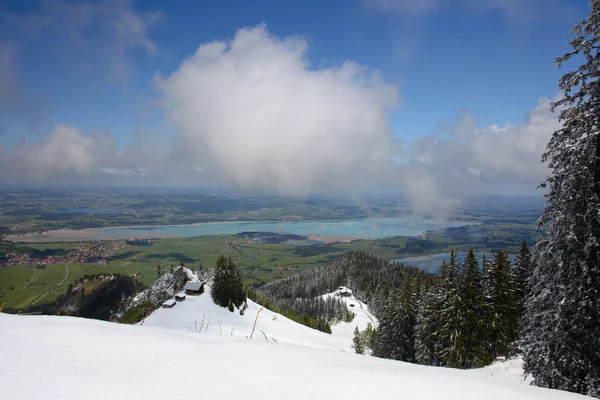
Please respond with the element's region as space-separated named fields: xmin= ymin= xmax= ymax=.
xmin=94 ymin=217 xmax=474 ymax=240
xmin=393 ymin=252 xmax=517 ymax=273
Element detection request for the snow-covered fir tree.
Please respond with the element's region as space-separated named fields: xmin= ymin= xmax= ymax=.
xmin=453 ymin=249 xmax=492 ymax=368
xmin=486 ymin=250 xmax=518 ymax=359
xmin=415 ymin=283 xmax=441 ymax=366
xmin=512 ymin=241 xmax=532 ymax=312
xmin=432 ymin=252 xmax=461 ymax=366
xmin=211 ymin=254 xmax=246 ymax=311
xmin=372 ymin=275 xmax=417 ymax=362
xmin=522 ymin=1 xmax=600 ymax=396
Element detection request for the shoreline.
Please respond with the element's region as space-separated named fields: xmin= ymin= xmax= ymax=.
xmin=4 ymin=217 xmax=476 ymax=244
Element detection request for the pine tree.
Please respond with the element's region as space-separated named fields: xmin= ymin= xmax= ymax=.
xmin=434 ymin=251 xmax=461 ymax=366
xmin=522 ymin=2 xmax=600 ymax=396
xmin=352 ymin=326 xmax=365 ymax=354
xmin=415 ymin=284 xmax=440 ymax=366
xmin=211 ymin=254 xmax=246 ymax=311
xmin=487 ymin=250 xmax=518 ymax=359
xmin=512 ymin=241 xmax=532 ymax=325
xmin=454 ymin=249 xmax=492 ymax=368
xmin=372 ymin=288 xmax=402 ymax=360
xmin=397 ymin=274 xmax=417 ymax=363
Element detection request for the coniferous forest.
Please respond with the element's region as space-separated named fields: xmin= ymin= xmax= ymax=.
xmin=261 ymin=245 xmax=531 ymax=369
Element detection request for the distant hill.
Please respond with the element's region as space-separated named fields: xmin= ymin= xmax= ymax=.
xmin=49 ymin=274 xmax=145 ymax=320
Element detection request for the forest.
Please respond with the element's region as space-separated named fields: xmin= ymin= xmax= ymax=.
xmin=260 ymin=244 xmax=530 ymax=369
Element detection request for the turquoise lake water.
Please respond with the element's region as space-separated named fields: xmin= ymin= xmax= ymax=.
xmin=96 ymin=217 xmax=473 ymax=240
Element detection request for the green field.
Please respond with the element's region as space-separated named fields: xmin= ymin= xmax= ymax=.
xmin=0 ymin=214 xmax=538 ymax=312
xmin=0 ymin=262 xmax=160 ymax=310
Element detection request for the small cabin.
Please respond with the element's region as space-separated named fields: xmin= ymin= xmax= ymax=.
xmin=183 ymin=281 xmax=204 ymax=295
xmin=337 ymin=286 xmax=353 ymax=297
xmin=162 ymin=299 xmax=177 ymax=308
xmin=175 ymin=293 xmax=186 ymax=302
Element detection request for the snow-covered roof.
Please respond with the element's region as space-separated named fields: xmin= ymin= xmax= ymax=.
xmin=175 ymin=292 xmax=186 ymax=297
xmin=162 ymin=299 xmax=176 ymax=306
xmin=183 ymin=281 xmax=203 ymax=291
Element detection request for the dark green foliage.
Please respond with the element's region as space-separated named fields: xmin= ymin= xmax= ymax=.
xmin=49 ymin=274 xmax=145 ymax=321
xmin=415 ymin=284 xmax=440 ymax=366
xmin=372 ymin=275 xmax=417 ymax=362
xmin=211 ymin=254 xmax=246 ymax=311
xmin=414 ymin=249 xmax=519 ymax=369
xmin=434 ymin=252 xmax=462 ymax=366
xmin=353 ymin=326 xmax=365 ymax=354
xmin=363 ymin=323 xmax=376 ymax=349
xmin=453 ymin=249 xmax=492 ymax=368
xmin=522 ymin=3 xmax=600 ymax=396
xmin=261 ymin=251 xmax=429 ymax=320
xmin=485 ymin=250 xmax=519 ymax=359
xmin=246 ymin=286 xmax=332 ymax=334
xmin=119 ymin=301 xmax=154 ymax=324
xmin=512 ymin=241 xmax=531 ymax=317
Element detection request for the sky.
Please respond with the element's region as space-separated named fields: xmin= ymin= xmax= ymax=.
xmin=0 ymin=0 xmax=592 ymax=212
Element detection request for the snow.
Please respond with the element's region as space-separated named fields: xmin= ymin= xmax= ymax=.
xmin=0 ymin=313 xmax=591 ymax=400
xmin=142 ymin=284 xmax=346 ymax=350
xmin=142 ymin=283 xmax=378 ymax=352
xmin=320 ymin=288 xmax=378 ymax=349
xmin=162 ymin=299 xmax=176 ymax=307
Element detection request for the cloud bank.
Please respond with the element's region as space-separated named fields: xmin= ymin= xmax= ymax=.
xmin=157 ymin=24 xmax=400 ymax=196
xmin=408 ymin=96 xmax=559 ymax=196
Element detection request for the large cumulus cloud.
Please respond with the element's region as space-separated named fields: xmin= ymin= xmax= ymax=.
xmin=156 ymin=24 xmax=400 ymax=196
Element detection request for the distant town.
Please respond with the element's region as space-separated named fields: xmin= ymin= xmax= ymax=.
xmin=2 ymin=239 xmax=153 ymax=268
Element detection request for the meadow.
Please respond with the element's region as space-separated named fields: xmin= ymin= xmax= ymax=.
xmin=0 ymin=214 xmax=535 ymax=312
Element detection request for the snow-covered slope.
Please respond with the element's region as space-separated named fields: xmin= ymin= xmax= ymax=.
xmin=0 ymin=313 xmax=591 ymax=400
xmin=142 ymin=285 xmax=346 ymax=350
xmin=323 ymin=287 xmax=378 ymax=333
xmin=142 ymin=282 xmax=378 ymax=351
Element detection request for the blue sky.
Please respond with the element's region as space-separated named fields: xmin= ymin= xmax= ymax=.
xmin=0 ymin=0 xmax=591 ymax=206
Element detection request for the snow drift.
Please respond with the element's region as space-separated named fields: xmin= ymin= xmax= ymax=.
xmin=0 ymin=313 xmax=592 ymax=400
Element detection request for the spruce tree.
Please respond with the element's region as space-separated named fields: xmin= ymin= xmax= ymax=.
xmin=455 ymin=249 xmax=492 ymax=368
xmin=352 ymin=326 xmax=365 ymax=354
xmin=512 ymin=241 xmax=532 ymax=323
xmin=397 ymin=274 xmax=417 ymax=363
xmin=522 ymin=2 xmax=600 ymax=396
xmin=372 ymin=288 xmax=403 ymax=360
xmin=487 ymin=250 xmax=518 ymax=359
xmin=211 ymin=254 xmax=246 ymax=311
xmin=415 ymin=284 xmax=440 ymax=366
xmin=434 ymin=251 xmax=461 ymax=366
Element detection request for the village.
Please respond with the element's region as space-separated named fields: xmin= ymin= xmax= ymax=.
xmin=1 ymin=239 xmax=153 ymax=268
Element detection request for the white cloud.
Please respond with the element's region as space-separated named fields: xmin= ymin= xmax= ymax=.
xmin=364 ymin=0 xmax=572 ymax=20
xmin=157 ymin=24 xmax=400 ymax=197
xmin=3 ymin=0 xmax=161 ymax=81
xmin=8 ymin=125 xmax=106 ymax=178
xmin=365 ymin=0 xmax=445 ymax=15
xmin=0 ymin=126 xmax=185 ymax=183
xmin=409 ymin=96 xmax=560 ymax=195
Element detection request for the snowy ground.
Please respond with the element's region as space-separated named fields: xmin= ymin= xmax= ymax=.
xmin=142 ymin=284 xmax=377 ymax=352
xmin=320 ymin=287 xmax=378 ymax=349
xmin=0 ymin=313 xmax=591 ymax=400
